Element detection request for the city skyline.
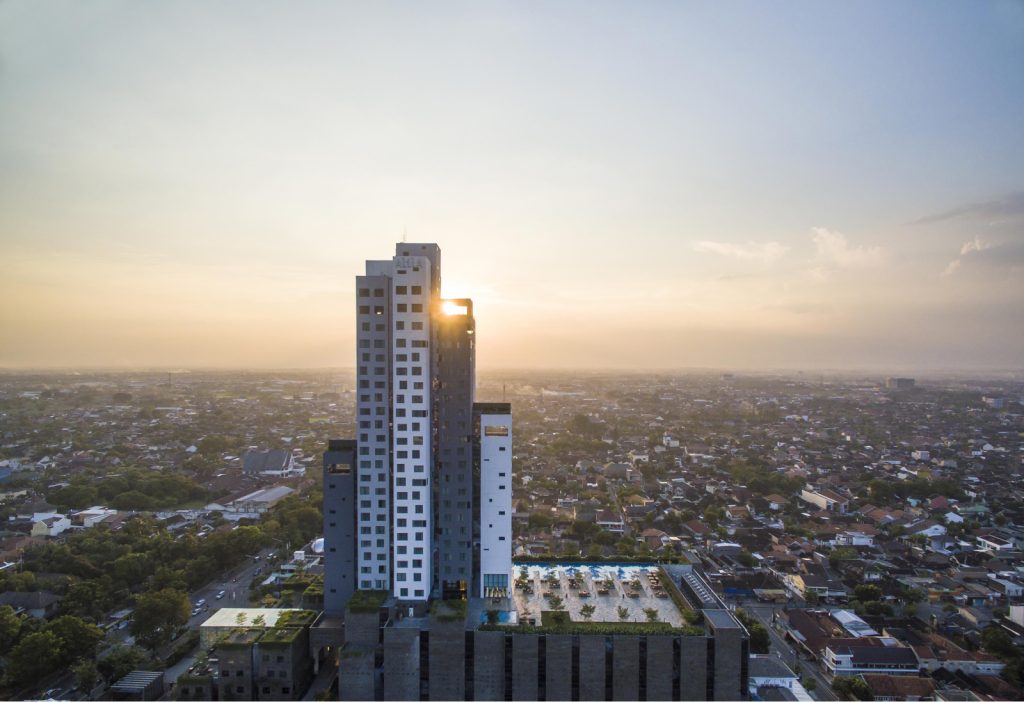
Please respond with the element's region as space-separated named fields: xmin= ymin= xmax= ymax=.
xmin=2 ymin=2 xmax=1023 ymax=371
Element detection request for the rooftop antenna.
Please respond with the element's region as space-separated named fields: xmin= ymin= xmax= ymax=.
xmin=503 ymin=383 xmax=506 ymax=402
xmin=402 ymin=227 xmax=407 ymax=243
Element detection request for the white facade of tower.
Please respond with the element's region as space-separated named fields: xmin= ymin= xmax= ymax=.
xmin=355 ymin=245 xmax=442 ymax=602
xmin=390 ymin=255 xmax=433 ymax=599
xmin=479 ymin=411 xmax=513 ymax=597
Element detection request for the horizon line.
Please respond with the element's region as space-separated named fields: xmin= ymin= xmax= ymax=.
xmin=1 ymin=365 xmax=1021 ymax=377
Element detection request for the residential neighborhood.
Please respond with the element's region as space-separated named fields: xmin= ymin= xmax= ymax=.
xmin=1 ymin=369 xmax=1022 ymax=700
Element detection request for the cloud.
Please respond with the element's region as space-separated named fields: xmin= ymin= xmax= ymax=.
xmin=811 ymin=228 xmax=884 ymax=269
xmin=913 ymin=190 xmax=1024 ymax=225
xmin=960 ymin=235 xmax=992 ymax=255
xmin=941 ymin=237 xmax=1024 ymax=276
xmin=940 ymin=259 xmax=961 ymax=277
xmin=692 ymin=240 xmax=788 ymax=264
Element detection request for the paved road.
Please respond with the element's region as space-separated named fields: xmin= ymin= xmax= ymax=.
xmin=743 ymin=603 xmax=837 ymax=701
xmin=165 ymin=547 xmax=280 ymax=685
xmin=187 ymin=547 xmax=277 ymax=622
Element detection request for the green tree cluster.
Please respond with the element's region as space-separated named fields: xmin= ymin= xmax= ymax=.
xmin=734 ymin=609 xmax=770 ymax=654
xmin=3 ymin=614 xmax=103 ymax=686
xmin=16 ymin=518 xmax=268 ymax=617
xmin=831 ymin=675 xmax=873 ymax=700
xmin=48 ymin=469 xmax=207 ymax=510
xmin=981 ymin=626 xmax=1023 ymax=687
xmin=129 ymin=588 xmax=190 ymax=651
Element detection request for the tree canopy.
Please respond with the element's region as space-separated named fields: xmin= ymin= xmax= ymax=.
xmin=130 ymin=588 xmax=190 ymax=651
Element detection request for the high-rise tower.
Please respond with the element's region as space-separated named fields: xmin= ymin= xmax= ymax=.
xmin=435 ymin=299 xmax=475 ymax=598
xmin=343 ymin=243 xmax=491 ymax=605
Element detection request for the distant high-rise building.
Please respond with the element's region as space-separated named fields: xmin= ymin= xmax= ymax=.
xmin=885 ymin=377 xmax=916 ymax=390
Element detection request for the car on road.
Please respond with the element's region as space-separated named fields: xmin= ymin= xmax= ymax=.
xmin=215 ymin=590 xmax=226 ymax=599
xmin=195 ymin=598 xmax=206 ymax=607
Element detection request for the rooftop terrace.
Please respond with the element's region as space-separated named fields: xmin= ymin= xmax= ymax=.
xmin=511 ymin=564 xmax=690 ymax=626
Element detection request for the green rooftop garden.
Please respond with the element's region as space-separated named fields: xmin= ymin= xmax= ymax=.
xmin=348 ymin=589 xmax=388 ymax=614
xmin=216 ymin=628 xmax=263 ymax=648
xmin=259 ymin=626 xmax=303 ymax=646
xmin=430 ymin=598 xmax=468 ymax=623
xmin=480 ymin=610 xmax=703 ymax=636
xmin=274 ymin=609 xmax=316 ymax=628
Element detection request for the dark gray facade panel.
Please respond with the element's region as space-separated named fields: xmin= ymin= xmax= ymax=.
xmin=323 ymin=441 xmax=357 ymax=616
xmin=334 ymin=626 xmax=746 ymax=701
xmin=678 ymin=635 xmax=708 ymax=701
xmin=544 ymin=634 xmax=572 ymax=701
xmin=427 ymin=619 xmax=465 ymax=701
xmin=578 ymin=634 xmax=607 ymax=701
xmin=338 ymin=647 xmax=377 ymax=702
xmin=611 ymin=635 xmax=640 ymax=701
xmin=472 ymin=630 xmax=507 ymax=701
xmin=382 ymin=628 xmax=420 ymax=702
xmin=645 ymin=635 xmax=675 ymax=701
xmin=713 ymin=627 xmax=745 ymax=701
xmin=355 ymin=273 xmax=392 ymax=591
xmin=435 ymin=310 xmax=475 ymax=596
xmin=214 ymin=644 xmax=255 ymax=701
xmin=510 ymin=633 xmax=538 ymax=701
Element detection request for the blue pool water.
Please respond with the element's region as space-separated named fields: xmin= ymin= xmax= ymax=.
xmin=479 ymin=610 xmax=513 ymax=623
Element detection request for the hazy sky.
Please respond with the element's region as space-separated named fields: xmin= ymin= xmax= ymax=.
xmin=2 ymin=1 xmax=1023 ymax=371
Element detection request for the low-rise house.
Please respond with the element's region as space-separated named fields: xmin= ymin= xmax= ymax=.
xmin=822 ymin=638 xmax=919 ymax=678
xmin=71 ymin=506 xmax=118 ymax=528
xmin=30 ymin=512 xmax=71 ymax=537
xmin=640 ymin=528 xmax=671 ymax=550
xmin=776 ymin=608 xmax=831 ymax=657
xmin=836 ymin=529 xmax=876 ymax=547
xmin=627 ymin=450 xmax=649 ymax=464
xmin=912 ymin=632 xmax=1006 ymax=676
xmin=861 ymin=674 xmax=937 ymax=701
xmin=747 ymin=655 xmax=806 ymax=698
xmin=830 ymin=609 xmax=880 ymax=638
xmin=243 ymin=449 xmax=304 ymax=478
xmin=683 ymin=519 xmax=711 ymax=539
xmin=603 ymin=462 xmax=631 ymax=480
xmin=988 ymin=577 xmax=1023 ymax=599
xmin=906 ymin=520 xmax=947 ymax=540
xmin=790 ymin=562 xmax=847 ymax=601
xmin=800 ymin=487 xmax=849 ymax=514
xmin=0 ymin=590 xmax=61 ymax=618
xmin=214 ymin=486 xmax=296 ymax=515
xmin=977 ymin=534 xmax=1013 ymax=552
xmin=595 ymin=509 xmax=625 ymax=533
